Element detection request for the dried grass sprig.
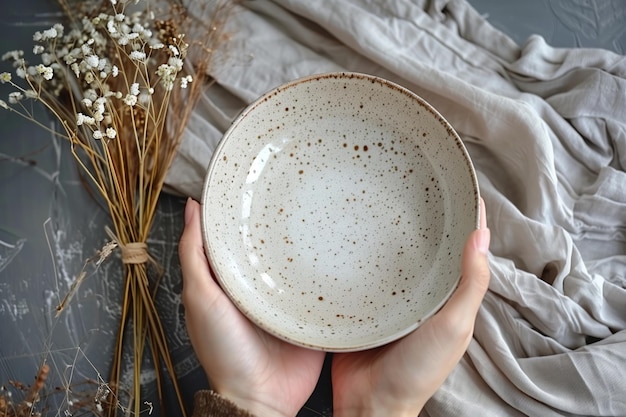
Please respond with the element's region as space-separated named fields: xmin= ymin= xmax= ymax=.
xmin=0 ymin=0 xmax=234 ymax=415
xmin=0 ymin=364 xmax=48 ymax=417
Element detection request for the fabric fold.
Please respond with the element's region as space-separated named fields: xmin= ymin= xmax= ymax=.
xmin=169 ymin=0 xmax=626 ymax=415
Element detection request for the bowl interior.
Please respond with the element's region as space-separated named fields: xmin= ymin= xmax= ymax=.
xmin=201 ymin=73 xmax=479 ymax=351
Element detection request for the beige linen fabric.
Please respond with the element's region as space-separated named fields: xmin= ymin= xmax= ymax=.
xmin=167 ymin=1 xmax=626 ymax=415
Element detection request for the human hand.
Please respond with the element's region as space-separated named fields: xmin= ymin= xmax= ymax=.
xmin=331 ymin=199 xmax=491 ymax=417
xmin=179 ymin=198 xmax=326 ymax=417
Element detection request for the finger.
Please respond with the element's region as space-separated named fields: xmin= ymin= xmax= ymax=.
xmin=179 ymin=198 xmax=251 ymax=326
xmin=178 ymin=198 xmax=227 ymax=310
xmin=431 ymin=206 xmax=490 ymax=330
xmin=179 ymin=198 xmax=210 ymax=290
xmin=178 ymin=198 xmax=251 ymax=366
xmin=455 ymin=227 xmax=491 ymax=316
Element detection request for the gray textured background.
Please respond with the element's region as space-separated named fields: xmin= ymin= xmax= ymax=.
xmin=0 ymin=1 xmax=623 ymax=416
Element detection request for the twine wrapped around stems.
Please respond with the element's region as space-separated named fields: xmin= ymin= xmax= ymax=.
xmin=105 ymin=226 xmax=150 ymax=265
xmin=120 ymin=243 xmax=149 ymax=264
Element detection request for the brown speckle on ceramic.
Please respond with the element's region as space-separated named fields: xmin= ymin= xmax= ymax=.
xmin=201 ymin=72 xmax=479 ymax=352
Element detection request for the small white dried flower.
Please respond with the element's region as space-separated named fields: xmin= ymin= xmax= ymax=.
xmin=129 ymin=51 xmax=146 ymax=62
xmin=0 ymin=72 xmax=11 ymax=83
xmin=25 ymin=90 xmax=38 ymax=99
xmin=156 ymin=64 xmax=177 ymax=90
xmin=94 ymin=97 xmax=106 ymax=113
xmin=82 ymin=98 xmax=93 ymax=107
xmin=120 ymin=24 xmax=131 ymax=37
xmin=107 ymin=19 xmax=117 ymax=34
xmin=93 ymin=130 xmax=104 ymax=140
xmin=76 ymin=112 xmax=95 ymax=126
xmin=41 ymin=52 xmax=53 ymax=66
xmin=130 ymin=82 xmax=140 ymax=96
xmin=33 ymin=45 xmax=45 ymax=55
xmin=33 ymin=31 xmax=43 ymax=41
xmin=168 ymin=57 xmax=183 ymax=71
xmin=15 ymin=67 xmax=26 ymax=78
xmin=123 ymin=94 xmax=137 ymax=106
xmin=130 ymin=11 xmax=142 ymax=23
xmin=81 ymin=44 xmax=92 ymax=56
xmin=64 ymin=50 xmax=78 ymax=65
xmin=42 ymin=27 xmax=58 ymax=40
xmin=85 ymin=55 xmax=99 ymax=69
xmin=115 ymin=13 xmax=125 ymax=22
xmin=84 ymin=89 xmax=98 ymax=102
xmin=53 ymin=23 xmax=64 ymax=37
xmin=117 ymin=34 xmax=129 ymax=46
xmin=169 ymin=45 xmax=180 ymax=56
xmin=9 ymin=92 xmax=23 ymax=103
xmin=98 ymin=386 xmax=110 ymax=400
xmin=13 ymin=58 xmax=26 ymax=69
xmin=110 ymin=0 xmax=117 ymax=5
xmin=36 ymin=64 xmax=54 ymax=80
xmin=180 ymin=75 xmax=192 ymax=89
xmin=150 ymin=42 xmax=165 ymax=50
xmin=2 ymin=50 xmax=24 ymax=61
xmin=70 ymin=62 xmax=80 ymax=77
xmin=84 ymin=72 xmax=94 ymax=84
xmin=0 ymin=99 xmax=8 ymax=109
xmin=111 ymin=65 xmax=119 ymax=77
xmin=106 ymin=127 xmax=117 ymax=139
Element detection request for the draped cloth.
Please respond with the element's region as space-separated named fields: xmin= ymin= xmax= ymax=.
xmin=166 ymin=1 xmax=626 ymax=415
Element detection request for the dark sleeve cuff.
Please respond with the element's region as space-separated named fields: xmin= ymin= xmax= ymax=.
xmin=191 ymin=390 xmax=257 ymax=417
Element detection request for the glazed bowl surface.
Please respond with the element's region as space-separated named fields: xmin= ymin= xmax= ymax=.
xmin=201 ymin=72 xmax=479 ymax=351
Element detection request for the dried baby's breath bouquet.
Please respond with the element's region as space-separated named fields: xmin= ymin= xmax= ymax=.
xmin=0 ymin=0 xmax=232 ymax=415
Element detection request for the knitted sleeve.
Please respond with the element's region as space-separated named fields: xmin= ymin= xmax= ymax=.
xmin=191 ymin=390 xmax=257 ymax=417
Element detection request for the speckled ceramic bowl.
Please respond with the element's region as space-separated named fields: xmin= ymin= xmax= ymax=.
xmin=201 ymin=72 xmax=479 ymax=351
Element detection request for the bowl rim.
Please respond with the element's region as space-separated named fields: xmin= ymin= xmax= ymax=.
xmin=200 ymin=71 xmax=481 ymax=351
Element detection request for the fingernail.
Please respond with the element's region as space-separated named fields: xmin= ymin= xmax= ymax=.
xmin=184 ymin=197 xmax=194 ymax=225
xmin=476 ymin=228 xmax=490 ymax=254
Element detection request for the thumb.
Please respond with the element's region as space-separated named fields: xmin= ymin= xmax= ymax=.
xmin=434 ymin=198 xmax=490 ymax=331
xmin=453 ymin=227 xmax=491 ymax=318
xmin=178 ymin=198 xmax=218 ymax=307
xmin=178 ymin=198 xmax=248 ymax=334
